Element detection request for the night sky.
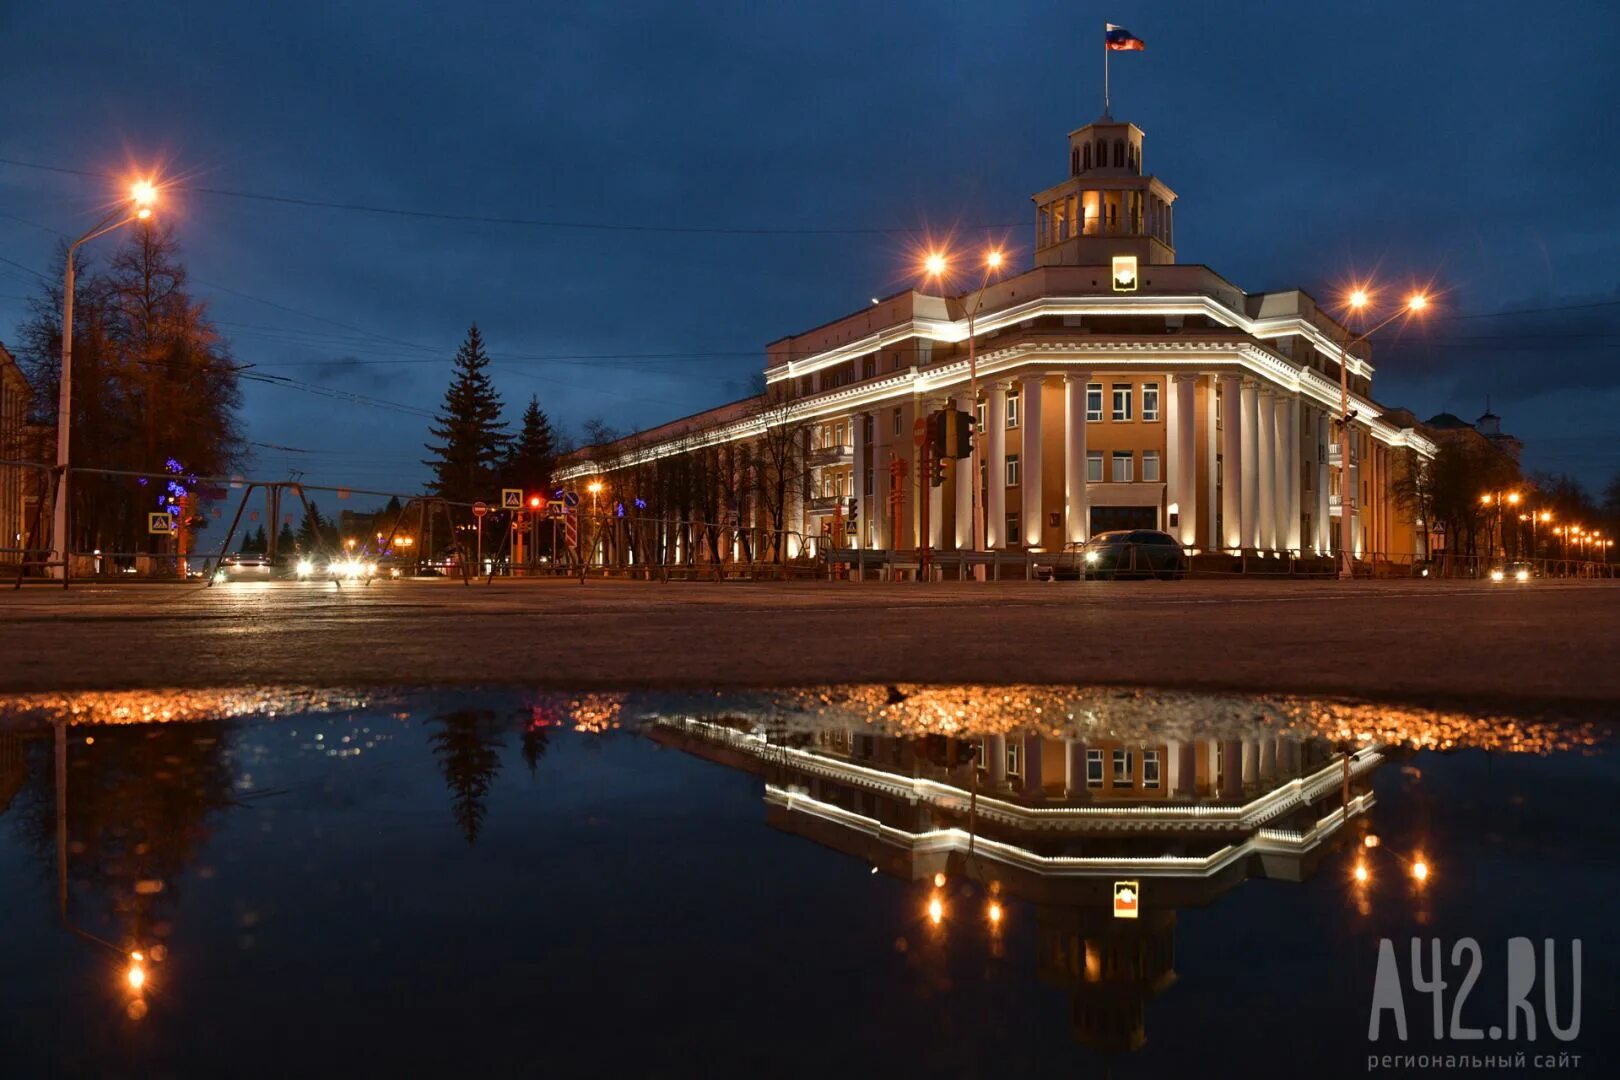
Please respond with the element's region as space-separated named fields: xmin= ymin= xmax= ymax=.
xmin=3 ymin=1 xmax=1618 ymax=498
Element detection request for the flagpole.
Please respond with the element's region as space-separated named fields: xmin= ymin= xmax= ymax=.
xmin=1103 ymin=23 xmax=1110 ymax=116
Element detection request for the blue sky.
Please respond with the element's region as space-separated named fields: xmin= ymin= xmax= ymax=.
xmin=2 ymin=1 xmax=1617 ymax=497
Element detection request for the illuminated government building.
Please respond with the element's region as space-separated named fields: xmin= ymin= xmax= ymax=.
xmin=560 ymin=113 xmax=1436 ymax=561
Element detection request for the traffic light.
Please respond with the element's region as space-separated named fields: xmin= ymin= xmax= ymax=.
xmin=930 ymin=455 xmax=949 ymax=487
xmin=528 ymin=494 xmax=545 ymax=511
xmin=926 ymin=410 xmax=947 ymax=458
xmin=943 ymin=409 xmax=974 ymax=459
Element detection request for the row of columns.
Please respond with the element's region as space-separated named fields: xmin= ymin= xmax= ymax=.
xmin=1219 ymin=375 xmax=1303 ymax=553
xmin=972 ymin=733 xmax=1312 ymax=799
xmin=841 ymin=371 xmax=1321 ymax=554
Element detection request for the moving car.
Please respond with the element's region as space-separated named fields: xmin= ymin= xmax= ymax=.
xmin=1081 ymin=529 xmax=1188 ymax=580
xmin=220 ymin=553 xmax=274 ymax=577
xmin=1489 ymin=561 xmax=1534 ymax=584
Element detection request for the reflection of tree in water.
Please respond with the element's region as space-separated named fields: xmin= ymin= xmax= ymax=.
xmin=5 ymin=722 xmax=236 ymax=949
xmin=429 ymin=710 xmax=504 ymax=845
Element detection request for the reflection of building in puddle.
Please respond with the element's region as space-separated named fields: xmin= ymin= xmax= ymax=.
xmin=0 ymin=731 xmax=23 ymax=814
xmin=651 ymin=715 xmax=1385 ymax=1056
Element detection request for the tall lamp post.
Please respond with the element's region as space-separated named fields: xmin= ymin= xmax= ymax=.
xmin=1333 ymin=289 xmax=1429 ymax=580
xmin=50 ymin=179 xmax=159 ymax=579
xmin=924 ymin=248 xmax=1004 ymax=572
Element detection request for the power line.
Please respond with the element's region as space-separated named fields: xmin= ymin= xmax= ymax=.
xmin=0 ymin=154 xmax=1005 ymax=237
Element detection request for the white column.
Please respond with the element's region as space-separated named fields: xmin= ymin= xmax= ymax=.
xmin=1257 ymin=389 xmax=1276 ymax=553
xmin=1021 ymin=377 xmax=1043 ymax=548
xmin=1272 ymin=392 xmax=1289 ymax=553
xmin=1239 ymin=380 xmax=1259 ymax=550
xmin=1166 ymin=373 xmax=1182 ymax=534
xmin=852 ymin=412 xmax=867 ymax=550
xmin=1221 ymin=374 xmax=1243 ymax=550
xmin=785 ymin=430 xmax=804 ymax=558
xmin=1315 ymin=411 xmax=1330 ymax=554
xmin=1173 ymin=374 xmax=1197 ymax=546
xmin=1205 ymin=379 xmax=1220 ymax=551
xmin=954 ymin=396 xmax=973 ymax=550
xmin=1283 ymin=395 xmax=1301 ymax=553
xmin=1064 ymin=374 xmax=1088 ymax=544
xmin=987 ymin=382 xmax=1008 ymax=548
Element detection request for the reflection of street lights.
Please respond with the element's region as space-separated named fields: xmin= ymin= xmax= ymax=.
xmin=1333 ymin=289 xmax=1430 ymax=579
xmin=50 ymin=177 xmax=161 ymax=578
xmin=924 ymin=247 xmax=1005 ymax=566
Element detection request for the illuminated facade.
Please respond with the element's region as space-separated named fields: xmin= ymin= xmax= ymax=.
xmin=560 ymin=115 xmax=1436 ymax=561
xmin=651 ymin=710 xmax=1383 ymax=1054
xmin=0 ymin=344 xmax=42 ymax=565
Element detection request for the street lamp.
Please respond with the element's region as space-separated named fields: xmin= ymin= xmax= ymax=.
xmin=49 ymin=177 xmax=160 ymax=579
xmin=924 ymin=247 xmax=1006 ymax=573
xmin=1333 ymin=288 xmax=1430 ymax=579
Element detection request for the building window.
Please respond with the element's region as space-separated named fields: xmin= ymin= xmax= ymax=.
xmin=1112 ymin=748 xmax=1134 ymax=786
xmin=1006 ymin=391 xmax=1020 ymax=429
xmin=862 ymin=414 xmax=874 ymax=444
xmin=1006 ymin=514 xmax=1021 ymax=546
xmin=1142 ymin=382 xmax=1161 ymax=422
xmin=1111 ymin=451 xmax=1133 ymax=483
xmin=1006 ymin=739 xmax=1023 ymax=778
xmin=1086 ymin=383 xmax=1103 ymax=422
xmin=1113 ymin=140 xmax=1125 ymax=168
xmin=1082 ymin=143 xmax=1091 ymax=171
xmin=864 ymin=467 xmax=874 ymax=498
xmin=1086 ymin=749 xmax=1103 ymax=787
xmin=862 ymin=356 xmax=876 ymax=380
xmin=1142 ymin=450 xmax=1161 ymax=483
xmin=1005 ymin=454 xmax=1021 ymax=488
xmin=976 ymin=400 xmax=987 ymax=432
xmin=1086 ymin=450 xmax=1104 ymax=483
xmin=1112 ymin=383 xmax=1133 ymax=421
xmin=1143 ymin=750 xmax=1161 ymax=788
xmin=892 ymin=408 xmax=902 ymax=437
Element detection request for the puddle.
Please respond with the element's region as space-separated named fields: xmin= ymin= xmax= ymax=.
xmin=0 ymin=687 xmax=1612 ymax=1076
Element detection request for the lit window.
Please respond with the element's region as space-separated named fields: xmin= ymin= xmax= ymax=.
xmin=1086 ymin=383 xmax=1103 ymax=422
xmin=1112 ymin=748 xmax=1134 ymax=786
xmin=1005 ymin=454 xmax=1021 ymax=488
xmin=1111 ymin=451 xmax=1133 ymax=483
xmin=1143 ymin=750 xmax=1161 ymax=789
xmin=1006 ymin=391 xmax=1020 ymax=429
xmin=1112 ymin=383 xmax=1133 ymax=421
xmin=1086 ymin=749 xmax=1103 ymax=787
xmin=1086 ymin=451 xmax=1104 ymax=483
xmin=1142 ymin=382 xmax=1161 ymax=422
xmin=1142 ymin=450 xmax=1161 ymax=483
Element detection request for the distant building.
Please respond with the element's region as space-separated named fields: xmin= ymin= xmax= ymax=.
xmin=561 ymin=113 xmax=1437 ymax=561
xmin=1423 ymin=405 xmax=1522 ymax=461
xmin=0 ymin=343 xmax=47 ymax=565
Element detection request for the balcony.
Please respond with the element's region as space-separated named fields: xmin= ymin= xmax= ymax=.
xmin=1326 ymin=443 xmax=1359 ymax=467
xmin=807 ymin=443 xmax=853 ymax=467
xmin=807 ymin=495 xmax=852 ymax=515
xmin=1328 ymin=493 xmax=1357 ymax=516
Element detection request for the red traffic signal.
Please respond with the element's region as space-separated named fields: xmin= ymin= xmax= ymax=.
xmin=528 ymin=494 xmax=546 ymax=510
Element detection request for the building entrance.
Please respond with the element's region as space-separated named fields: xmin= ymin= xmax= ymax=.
xmin=1090 ymin=505 xmax=1158 ymax=533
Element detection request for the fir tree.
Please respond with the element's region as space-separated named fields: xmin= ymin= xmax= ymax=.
xmin=429 ymin=710 xmax=504 ymax=845
xmin=276 ymin=521 xmax=297 ymax=554
xmin=424 ymin=324 xmax=508 ymax=505
xmin=502 ymin=395 xmax=557 ymax=494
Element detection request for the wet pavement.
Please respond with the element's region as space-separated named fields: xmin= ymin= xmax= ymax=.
xmin=0 ymin=686 xmax=1612 ymax=1077
xmin=4 ymin=578 xmax=1620 ymax=716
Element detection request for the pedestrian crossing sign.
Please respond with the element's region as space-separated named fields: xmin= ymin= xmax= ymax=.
xmin=148 ymin=512 xmax=174 ymax=535
xmin=501 ymin=488 xmax=523 ymax=509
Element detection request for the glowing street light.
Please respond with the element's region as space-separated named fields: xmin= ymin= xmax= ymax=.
xmin=923 ymin=245 xmax=1008 ymax=571
xmin=1332 ymin=285 xmax=1432 ymax=578
xmin=50 ymin=172 xmax=163 ymax=579
xmin=1411 ymin=856 xmax=1430 ymax=883
xmin=927 ymin=893 xmax=944 ymax=926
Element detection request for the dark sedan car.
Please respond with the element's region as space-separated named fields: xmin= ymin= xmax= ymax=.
xmin=1080 ymin=529 xmax=1188 ymax=580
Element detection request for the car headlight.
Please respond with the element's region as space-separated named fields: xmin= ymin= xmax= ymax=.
xmin=1084 ymin=551 xmax=1099 ymax=564
xmin=1515 ymin=569 xmax=1529 ymax=582
xmin=296 ymin=558 xmax=314 ymax=577
xmin=1490 ymin=569 xmax=1504 ymax=582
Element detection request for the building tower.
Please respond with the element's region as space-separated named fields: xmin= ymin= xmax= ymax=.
xmin=1030 ymin=117 xmax=1178 ymax=268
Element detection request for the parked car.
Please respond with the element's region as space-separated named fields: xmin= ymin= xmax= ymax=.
xmin=1080 ymin=529 xmax=1188 ymax=580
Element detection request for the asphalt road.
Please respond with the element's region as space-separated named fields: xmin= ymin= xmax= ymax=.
xmin=1 ymin=577 xmax=1615 ymax=717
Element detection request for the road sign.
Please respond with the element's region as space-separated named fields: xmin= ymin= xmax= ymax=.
xmin=501 ymin=488 xmax=523 ymax=509
xmin=148 ymin=512 xmax=174 ymax=535
xmin=1112 ymin=880 xmax=1140 ymax=919
xmin=563 ymin=490 xmax=580 ymax=508
xmin=912 ymin=417 xmax=927 ymax=449
xmin=472 ymin=501 xmax=489 ymax=518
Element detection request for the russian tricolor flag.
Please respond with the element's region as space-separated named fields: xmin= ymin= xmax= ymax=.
xmin=1106 ymin=23 xmax=1145 ymax=51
